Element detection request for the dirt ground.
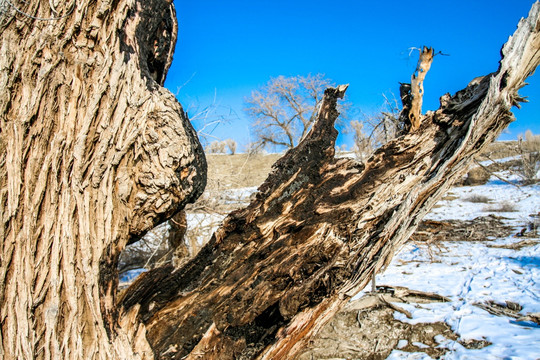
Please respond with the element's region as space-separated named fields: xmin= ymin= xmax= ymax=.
xmin=297 ymin=290 xmax=460 ymax=360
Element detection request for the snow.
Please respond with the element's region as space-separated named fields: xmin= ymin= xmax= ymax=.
xmin=368 ymin=179 xmax=540 ymax=359
xmin=426 ymin=181 xmax=539 ymax=224
xmin=387 ymin=351 xmax=434 ymax=360
xmin=397 ymin=340 xmax=409 ymax=349
xmin=222 ymin=186 xmax=258 ymax=204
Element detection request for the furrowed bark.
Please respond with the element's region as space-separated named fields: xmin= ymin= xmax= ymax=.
xmin=0 ymin=0 xmax=205 ymax=358
xmin=120 ymin=3 xmax=540 ymax=359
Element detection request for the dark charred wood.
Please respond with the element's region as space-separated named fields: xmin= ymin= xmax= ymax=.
xmin=120 ymin=3 xmax=540 ymax=360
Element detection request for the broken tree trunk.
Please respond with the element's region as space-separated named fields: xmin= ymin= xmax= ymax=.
xmin=0 ymin=0 xmax=206 ymax=358
xmin=400 ymin=46 xmax=435 ymax=132
xmin=120 ymin=4 xmax=540 ymax=359
xmin=409 ymin=46 xmax=434 ymax=131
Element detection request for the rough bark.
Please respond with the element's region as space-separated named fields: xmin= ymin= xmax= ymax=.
xmin=120 ymin=4 xmax=540 ymax=359
xmin=0 ymin=0 xmax=206 ymax=359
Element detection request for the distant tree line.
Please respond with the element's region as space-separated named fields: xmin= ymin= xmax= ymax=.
xmin=205 ymin=138 xmax=238 ymax=155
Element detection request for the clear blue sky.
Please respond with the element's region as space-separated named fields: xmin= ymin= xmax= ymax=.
xmin=166 ymin=0 xmax=540 ymax=150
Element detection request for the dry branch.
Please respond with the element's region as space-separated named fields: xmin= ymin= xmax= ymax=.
xmin=409 ymin=46 xmax=434 ymax=131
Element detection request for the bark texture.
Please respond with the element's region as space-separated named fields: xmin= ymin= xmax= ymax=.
xmin=1 ymin=0 xmax=540 ymax=359
xmin=121 ymin=4 xmax=540 ymax=360
xmin=0 ymin=0 xmax=205 ymax=359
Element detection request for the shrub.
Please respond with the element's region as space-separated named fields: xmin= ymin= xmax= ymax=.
xmin=517 ymin=130 xmax=540 ymax=184
xmin=465 ymin=195 xmax=491 ymax=204
xmin=206 ymin=140 xmax=226 ymax=154
xmin=484 ymin=201 xmax=517 ymax=213
xmin=206 ymin=139 xmax=238 ymax=155
xmin=224 ymin=138 xmax=237 ymax=155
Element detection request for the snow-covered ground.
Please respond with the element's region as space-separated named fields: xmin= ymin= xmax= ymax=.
xmin=369 ymin=179 xmax=540 ymax=359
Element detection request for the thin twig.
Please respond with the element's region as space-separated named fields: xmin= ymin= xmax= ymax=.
xmin=4 ymin=0 xmax=75 ymax=21
xmin=473 ymin=159 xmax=524 ymax=191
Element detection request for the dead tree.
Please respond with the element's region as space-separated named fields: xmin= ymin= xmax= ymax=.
xmin=1 ymin=0 xmax=540 ymax=359
xmin=121 ymin=4 xmax=540 ymax=359
xmin=400 ymin=46 xmax=435 ymax=133
xmin=244 ymin=74 xmax=341 ymax=151
xmin=409 ymin=46 xmax=434 ymax=131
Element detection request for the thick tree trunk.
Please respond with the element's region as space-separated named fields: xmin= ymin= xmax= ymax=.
xmin=120 ymin=4 xmax=540 ymax=359
xmin=0 ymin=0 xmax=206 ymax=359
xmin=1 ymin=0 xmax=539 ymax=360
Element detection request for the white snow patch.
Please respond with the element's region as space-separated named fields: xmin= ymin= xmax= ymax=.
xmin=356 ymin=179 xmax=539 ymax=359
xmin=426 ymin=182 xmax=539 ymax=224
xmin=397 ymin=339 xmax=409 ymax=349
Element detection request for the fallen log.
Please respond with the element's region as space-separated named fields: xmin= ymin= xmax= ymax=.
xmin=120 ymin=3 xmax=540 ymax=359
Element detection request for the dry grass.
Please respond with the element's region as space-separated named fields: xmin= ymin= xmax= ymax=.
xmin=478 ymin=141 xmax=521 ymax=160
xmin=206 ymin=153 xmax=282 ymax=190
xmin=465 ymin=195 xmax=491 ymax=204
xmin=205 ymin=142 xmax=524 ymax=191
xmin=484 ymin=201 xmax=517 ymax=213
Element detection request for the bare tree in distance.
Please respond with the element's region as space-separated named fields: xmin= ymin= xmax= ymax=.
xmin=206 ymin=139 xmax=238 ymax=155
xmin=245 ymin=74 xmax=348 ymax=151
xmin=517 ymin=130 xmax=540 ymax=184
xmin=245 ymin=74 xmax=403 ymax=157
xmin=350 ymin=93 xmax=403 ymax=160
xmin=350 ymin=120 xmax=372 ymax=161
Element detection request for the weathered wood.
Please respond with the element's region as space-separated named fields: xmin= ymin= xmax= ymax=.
xmin=409 ymin=46 xmax=434 ymax=131
xmin=401 ymin=46 xmax=435 ymax=132
xmin=0 ymin=0 xmax=206 ymax=358
xmin=120 ymin=3 xmax=540 ymax=359
xmin=2 ymin=0 xmax=540 ymax=359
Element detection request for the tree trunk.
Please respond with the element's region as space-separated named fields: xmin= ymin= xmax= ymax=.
xmin=120 ymin=4 xmax=540 ymax=359
xmin=1 ymin=1 xmax=540 ymax=360
xmin=0 ymin=0 xmax=206 ymax=358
